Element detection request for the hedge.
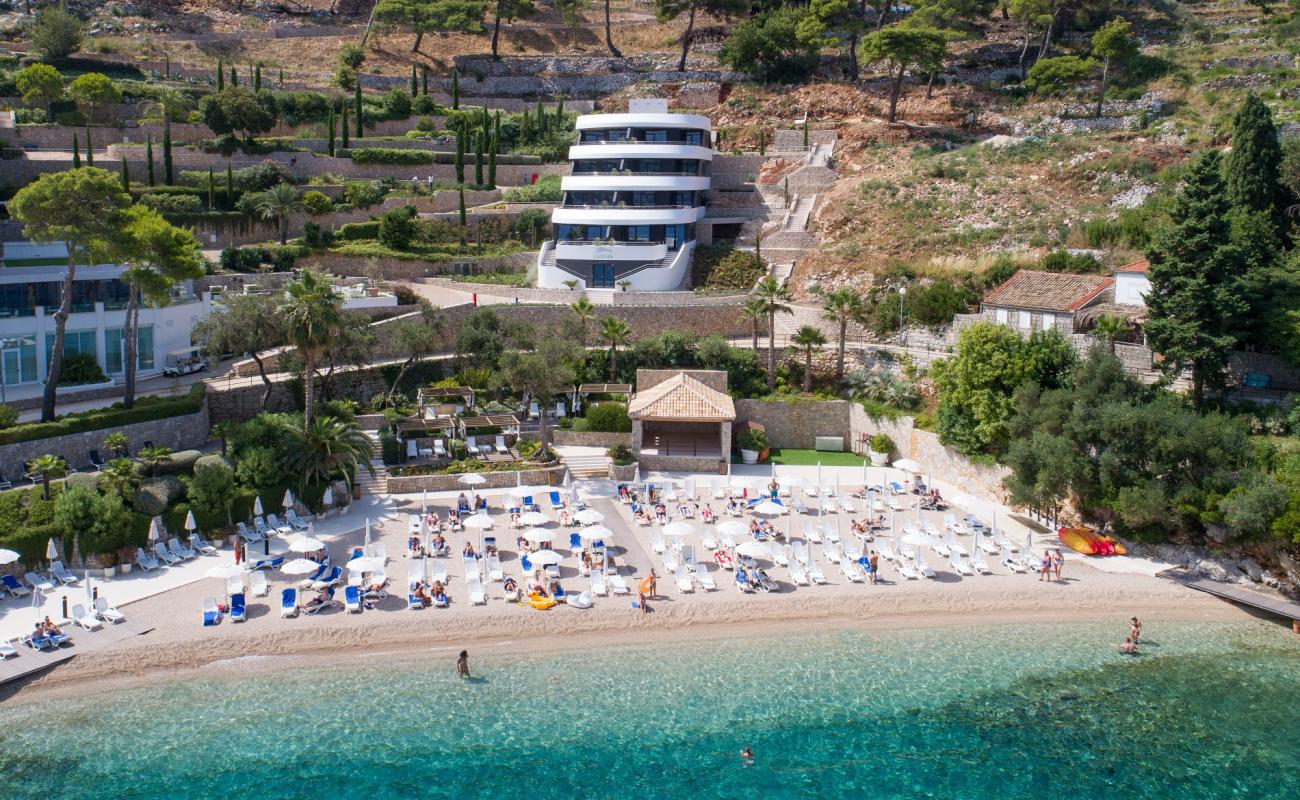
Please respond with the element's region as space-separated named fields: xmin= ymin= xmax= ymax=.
xmin=337 ymin=220 xmax=381 ymax=240
xmin=350 ymin=147 xmax=542 ymax=166
xmin=0 ymin=385 xmax=205 ymax=446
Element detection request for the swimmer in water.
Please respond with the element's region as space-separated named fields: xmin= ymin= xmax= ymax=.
xmin=1113 ymin=638 xmax=1139 ymax=655
xmin=739 ymin=746 xmax=754 ymax=760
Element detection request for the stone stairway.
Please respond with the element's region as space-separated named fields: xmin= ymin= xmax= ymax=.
xmin=784 ymin=195 xmax=815 ymax=231
xmin=354 ymin=431 xmax=389 ymax=497
xmin=770 ymin=262 xmax=795 ymax=286
xmin=557 ymin=445 xmax=611 ymax=479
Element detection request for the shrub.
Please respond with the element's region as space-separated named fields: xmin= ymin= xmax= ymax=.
xmin=303 ymin=221 xmax=334 ymax=248
xmin=0 ymin=404 xmax=18 ymax=430
xmin=380 ymin=429 xmax=402 ymax=465
xmin=378 ymin=207 xmax=417 ymax=249
xmin=516 ymin=438 xmax=541 ymax=460
xmin=869 ymin=433 xmax=895 ymax=454
xmin=57 ymin=352 xmax=107 ymax=385
xmin=65 ymin=471 xmax=101 ymax=492
xmin=412 ymin=95 xmax=437 ymax=115
xmin=585 ymin=402 xmax=632 ymax=433
xmin=1039 ymin=249 xmax=1101 ymax=273
xmin=139 ymin=193 xmax=204 ymax=214
xmin=301 ymin=190 xmax=334 ymax=215
xmin=501 ymin=174 xmax=562 ymax=202
xmin=343 ymin=181 xmax=386 ymax=207
xmin=352 ymin=147 xmax=437 ymax=165
xmin=338 ymin=220 xmax=381 ymax=240
xmin=383 ymin=88 xmax=412 ymax=117
xmin=0 ymin=387 xmax=206 ymax=447
xmin=607 ymin=443 xmax=636 ymax=465
xmin=736 ymin=427 xmax=768 ymax=452
xmin=706 ymin=249 xmax=764 ymax=290
xmin=133 ymin=475 xmax=184 ymax=516
xmin=30 ymin=5 xmax=84 ymax=60
xmin=194 ymin=453 xmax=234 ymax=473
xmin=155 ymin=449 xmax=202 ymax=476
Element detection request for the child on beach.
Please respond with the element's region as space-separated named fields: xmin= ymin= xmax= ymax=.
xmin=456 ymin=650 xmax=470 ymax=679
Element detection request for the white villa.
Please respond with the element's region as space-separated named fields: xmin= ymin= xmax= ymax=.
xmin=536 ymin=98 xmax=711 ymax=291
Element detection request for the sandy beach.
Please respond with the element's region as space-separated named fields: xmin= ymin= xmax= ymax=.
xmin=2 ymin=466 xmax=1256 ymax=703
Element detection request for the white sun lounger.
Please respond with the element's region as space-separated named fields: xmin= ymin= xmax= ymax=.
xmin=929 ymin=535 xmax=951 ymax=558
xmin=792 ymin=497 xmax=810 ymax=515
xmin=607 ymin=569 xmax=630 ymax=595
xmin=840 ymin=558 xmax=865 ymax=583
xmin=675 ymin=564 xmax=694 ymax=593
xmin=590 ymin=570 xmax=608 ymax=596
xmin=153 ymin=543 xmax=180 ymax=566
xmin=895 ymin=557 xmax=920 ymax=580
xmin=71 ymin=603 xmax=103 ymax=630
xmin=249 ymin=570 xmax=269 ymax=597
xmin=948 ymin=553 xmax=974 ymax=576
xmin=914 ymin=553 xmax=936 ymax=579
xmin=1020 ymin=548 xmax=1040 ymax=572
xmin=694 ymin=561 xmax=716 ymax=591
xmin=711 ymin=480 xmax=725 ymax=499
xmin=840 ymin=497 xmax=856 ymax=514
xmin=787 ymin=558 xmax=809 ymax=586
xmin=95 ymin=597 xmax=125 ymax=623
xmin=807 ymin=554 xmax=827 ymax=585
xmin=804 ymin=484 xmax=819 ymax=497
xmin=825 ymin=524 xmax=840 ymax=544
xmin=994 ymin=527 xmax=1016 ymax=551
xmin=467 ymin=573 xmax=486 ymax=605
xmin=487 ymin=554 xmax=503 ymax=582
xmin=49 ymin=560 xmax=78 ymax=584
xmin=970 ymin=549 xmax=993 ymax=574
xmin=1 ymin=641 xmax=18 ymax=659
xmin=720 ymin=532 xmax=737 ymax=550
xmin=769 ymin=542 xmax=789 ymax=567
xmin=821 ymin=541 xmax=841 ymax=564
xmin=976 ymin=532 xmax=1001 ymax=556
xmin=700 ymin=528 xmax=717 ymax=550
xmin=877 ymin=539 xmax=899 ymax=563
xmin=1002 ymin=545 xmax=1027 ymax=573
xmin=650 ymin=528 xmax=665 ymax=554
xmin=803 ymin=522 xmax=822 ymax=544
xmin=661 ymin=548 xmax=679 ymax=573
xmin=792 ymin=540 xmax=810 ymax=566
xmin=26 ymin=571 xmax=56 ymax=592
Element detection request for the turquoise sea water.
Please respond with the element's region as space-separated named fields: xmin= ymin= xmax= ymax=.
xmin=1 ymin=619 xmax=1298 ymax=799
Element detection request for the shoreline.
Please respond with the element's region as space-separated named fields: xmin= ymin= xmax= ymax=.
xmin=3 ymin=570 xmax=1255 ymax=705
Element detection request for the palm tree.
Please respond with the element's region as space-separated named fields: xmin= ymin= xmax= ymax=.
xmin=256 ymin=182 xmax=303 ymax=245
xmin=29 ymin=454 xmax=66 ymax=500
xmin=279 ymin=269 xmax=344 ymax=428
xmin=104 ymin=432 xmax=128 ymax=457
xmin=754 ymin=276 xmax=793 ymax=391
xmin=792 ymin=325 xmax=828 ymax=393
xmin=819 ymin=287 xmax=867 ymax=381
xmin=136 ymin=445 xmax=173 ymax=477
xmin=100 ymin=458 xmax=138 ymax=499
xmin=740 ymin=297 xmax=766 ymax=352
xmin=571 ymin=296 xmax=596 ymax=347
xmin=287 ymin=416 xmax=375 ymax=488
xmin=1093 ymin=314 xmax=1131 ymax=354
xmin=211 ymin=421 xmax=234 ymax=457
xmin=600 ymin=316 xmax=632 ymax=382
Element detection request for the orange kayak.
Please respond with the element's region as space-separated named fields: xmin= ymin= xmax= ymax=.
xmin=1058 ymin=528 xmax=1096 ymax=555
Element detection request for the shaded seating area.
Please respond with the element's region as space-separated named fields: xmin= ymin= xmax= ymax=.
xmin=417 ymin=386 xmax=476 ymax=419
xmin=460 ymin=415 xmax=522 ymax=462
xmin=629 ymin=370 xmax=734 ymax=473
xmin=397 ymin=417 xmax=458 ymax=465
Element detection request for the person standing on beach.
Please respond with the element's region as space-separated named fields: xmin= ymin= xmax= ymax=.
xmin=648 ymin=569 xmax=658 ymax=599
xmin=1129 ymin=617 xmax=1142 ymax=642
xmin=456 ymin=650 xmax=470 ymax=679
xmin=1052 ymin=548 xmax=1064 ymax=581
xmin=868 ymin=550 xmax=879 ymax=585
xmin=1039 ymin=551 xmax=1053 ymax=581
xmin=638 ymin=592 xmax=650 ymax=614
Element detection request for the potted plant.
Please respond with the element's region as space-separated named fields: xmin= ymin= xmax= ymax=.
xmin=96 ymin=552 xmax=116 ymax=579
xmin=617 ymin=280 xmax=632 ymax=292
xmin=868 ymin=433 xmax=895 ymax=466
xmin=116 ymin=547 xmax=135 ymax=574
xmin=737 ymin=427 xmax=768 ymax=465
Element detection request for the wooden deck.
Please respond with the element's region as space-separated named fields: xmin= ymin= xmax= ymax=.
xmin=1 ymin=621 xmax=151 ymax=687
xmin=1159 ymin=568 xmax=1300 ymax=624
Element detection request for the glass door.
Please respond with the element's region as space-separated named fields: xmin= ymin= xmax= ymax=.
xmin=2 ymin=349 xmax=21 ymax=386
xmin=592 ymin=264 xmax=615 ymax=289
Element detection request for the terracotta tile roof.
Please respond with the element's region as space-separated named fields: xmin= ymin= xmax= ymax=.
xmin=628 ymin=372 xmax=736 ymax=422
xmin=982 ymin=269 xmax=1114 ymax=313
xmin=1117 ymin=259 xmax=1150 ymax=273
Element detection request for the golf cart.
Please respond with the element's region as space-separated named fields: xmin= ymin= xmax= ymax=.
xmin=163 ymin=347 xmax=207 ymax=378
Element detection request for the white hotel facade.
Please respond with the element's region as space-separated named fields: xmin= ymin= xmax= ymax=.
xmin=536 ymin=99 xmax=712 ymax=291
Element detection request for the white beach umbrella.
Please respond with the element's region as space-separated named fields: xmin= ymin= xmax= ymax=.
xmin=84 ymin=570 xmax=93 ymax=606
xmin=45 ymin=537 xmax=59 ymax=559
xmin=574 ymin=508 xmax=604 ymax=525
xmin=282 ymin=489 xmax=295 ymax=510
xmin=347 ymin=555 xmax=384 ymax=572
xmin=564 ymin=469 xmax=574 ymax=490
xmin=184 ymin=510 xmax=197 ymax=531
xmin=1024 ymin=532 xmax=1034 ymax=555
xmin=519 ymin=511 xmax=551 ymax=526
xmin=253 ymin=496 xmax=264 ymax=516
xmin=520 ymin=527 xmax=554 ymax=543
xmin=578 ymin=526 xmax=613 ymax=543
xmin=282 ymin=558 xmax=323 ymax=575
xmin=817 ymin=461 xmax=822 ymax=488
xmin=528 ymin=549 xmax=562 ymax=566
xmin=288 ymin=536 xmax=326 ymax=553
xmin=459 ymin=473 xmax=487 ymax=486
xmin=205 ymin=564 xmax=244 ymax=579
xmin=322 ymin=486 xmax=334 ymax=507
xmin=663 ymin=521 xmax=694 ymax=539
xmin=892 ymin=458 xmax=922 ymax=474
xmin=632 ymin=466 xmax=641 ymax=485
xmin=464 ymin=513 xmax=494 ymax=530
xmin=0 ymin=548 xmax=20 ymax=565
xmin=752 ymin=499 xmax=785 ymax=516
xmin=901 ymin=530 xmax=933 ymax=547
xmin=717 ymin=520 xmax=749 ymax=537
xmin=735 ymin=541 xmax=770 ymax=558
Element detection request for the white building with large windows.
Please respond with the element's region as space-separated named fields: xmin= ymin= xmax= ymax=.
xmin=0 ymin=242 xmax=211 ymax=397
xmin=536 ymin=98 xmax=711 ymax=291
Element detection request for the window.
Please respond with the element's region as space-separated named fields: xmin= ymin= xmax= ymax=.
xmin=591 ymin=264 xmax=615 ymax=289
xmin=1018 ymin=311 xmax=1032 ymax=330
xmin=684 ymin=131 xmax=703 ymax=146
xmin=638 ymin=159 xmax=660 ymax=174
xmin=1041 ymin=312 xmax=1055 ymax=330
xmin=665 ymin=225 xmax=684 ymax=249
xmin=636 ymin=192 xmax=655 ymax=207
xmin=995 ymin=308 xmax=1008 ymax=324
xmin=104 ymin=326 xmax=154 ymax=374
xmin=628 ymin=225 xmax=651 ymax=243
xmin=644 ymin=130 xmax=667 ymax=142
xmin=674 ymin=191 xmax=693 ymax=207
xmin=45 ymin=330 xmax=97 ymax=370
xmin=1 ymin=335 xmax=36 ymax=386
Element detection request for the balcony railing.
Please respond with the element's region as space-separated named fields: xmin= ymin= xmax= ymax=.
xmin=571 ymin=170 xmax=703 ymax=177
xmin=556 ymin=239 xmax=666 ymax=247
xmin=561 ymin=203 xmax=696 ymax=210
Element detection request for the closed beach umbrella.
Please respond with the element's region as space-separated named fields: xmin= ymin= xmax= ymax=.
xmin=717 ymin=520 xmax=749 ymax=538
xmin=520 ymin=511 xmax=550 ymax=527
xmin=459 ymin=473 xmax=487 ymax=486
xmin=365 ymin=518 xmax=372 ymax=551
xmin=521 ymin=527 xmax=553 ymax=543
xmin=205 ymin=564 xmax=244 ymax=579
xmin=892 ymin=458 xmax=921 ymax=474
xmin=184 ymin=510 xmax=197 ymax=532
xmin=632 ymin=466 xmax=641 ymax=486
xmin=146 ymin=518 xmax=161 ymax=543
xmin=283 ymin=489 xmax=295 ymax=510
xmin=575 ymin=508 xmax=604 ymax=525
xmin=753 ymin=499 xmax=785 ymax=516
xmin=528 ymin=549 xmax=562 ymax=566
xmin=46 ymin=537 xmax=59 ymax=560
xmin=663 ymin=521 xmax=693 ymax=539
xmin=1024 ymin=532 xmax=1034 ymax=555
xmin=464 ymin=513 xmax=494 ymax=530
xmin=253 ymin=496 xmax=264 ymax=516
xmin=735 ymin=541 xmax=770 ymax=559
xmin=282 ymin=558 xmax=323 ymax=575
xmin=289 ymin=536 xmax=326 ymax=553
xmin=0 ymin=548 xmax=20 ymax=565
xmin=421 ymin=489 xmax=428 ymax=513
xmin=322 ymin=486 xmax=334 ymax=508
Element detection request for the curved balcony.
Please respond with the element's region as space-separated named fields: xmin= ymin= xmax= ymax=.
xmin=554 ymin=241 xmax=668 ymax=263
xmin=576 ymin=113 xmax=712 ymax=132
xmin=552 ymin=206 xmax=703 ymax=225
xmin=568 ymin=143 xmax=713 ymax=163
xmin=561 ymin=175 xmax=710 ymax=193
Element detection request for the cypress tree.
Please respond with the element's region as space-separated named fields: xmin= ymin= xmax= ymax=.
xmin=758 ymin=129 xmax=765 ymax=156
xmin=536 ymin=99 xmax=545 ymax=133
xmin=226 ymin=164 xmax=234 ymax=209
xmin=254 ymin=63 xmax=262 ymax=91
xmin=458 ymin=185 xmax=466 ymax=229
xmin=230 ymin=64 xmax=238 ymax=87
xmin=1143 ymin=150 xmax=1249 ymax=405
xmin=422 ymin=65 xmax=429 ymax=96
xmin=145 ymin=135 xmax=155 ymax=186
xmin=207 ymin=167 xmax=215 ymax=209
xmin=327 ymin=106 xmax=336 ymax=157
xmin=121 ymin=157 xmax=131 ymax=193
xmin=493 ymin=110 xmax=500 ymax=143
xmin=521 ymin=111 xmax=531 ymax=143
xmin=411 ymin=65 xmax=418 ymax=97
xmin=341 ymin=106 xmax=350 ymax=148
xmin=488 ymin=134 xmax=497 ymax=189
xmin=84 ymin=126 xmax=93 ymax=166
xmin=454 ymin=129 xmax=465 ymax=184
xmin=162 ymin=116 xmax=173 ymax=185
xmin=451 ymin=68 xmax=459 ymax=109
xmin=216 ymin=59 xmax=224 ymax=91
xmin=1225 ymin=93 xmax=1282 ymax=216
xmin=165 ymin=54 xmax=171 ymax=78
xmin=555 ymin=93 xmax=564 ymax=125
xmin=71 ymin=133 xmax=80 ymax=168
xmin=354 ymin=83 xmax=363 ymax=137
xmin=803 ymin=118 xmax=809 ymax=147
xmin=279 ymin=68 xmax=284 ymax=87
xmin=474 ymin=130 xmax=483 ymax=186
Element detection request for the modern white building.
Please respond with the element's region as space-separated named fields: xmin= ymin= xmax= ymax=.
xmin=0 ymin=242 xmax=211 ymax=398
xmin=536 ymin=98 xmax=711 ymax=291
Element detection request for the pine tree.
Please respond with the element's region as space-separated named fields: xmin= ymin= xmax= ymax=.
xmin=162 ymin=117 xmax=173 ymax=185
xmin=120 ymin=157 xmax=130 ymax=193
xmin=1143 ymin=150 xmax=1249 ymax=405
xmin=454 ymin=129 xmax=465 ymax=184
xmin=84 ymin=126 xmax=93 ymax=166
xmin=474 ymin=130 xmax=484 ymax=186
xmin=354 ymin=84 xmax=363 ymax=137
xmin=488 ymin=133 xmax=497 ymax=189
xmin=254 ymin=63 xmax=262 ymax=91
xmin=341 ymin=106 xmax=350 ymax=148
xmin=411 ymin=64 xmax=418 ymax=97
xmin=145 ymin=135 xmax=155 ymax=186
xmin=216 ymin=59 xmax=224 ymax=91
xmin=207 ymin=167 xmax=215 ymax=209
xmin=226 ymin=164 xmax=234 ymax=209
xmin=451 ymin=68 xmax=460 ymax=109
xmin=71 ymin=132 xmax=80 ymax=168
xmin=327 ymin=106 xmax=336 ymax=157
xmin=422 ymin=65 xmax=429 ymax=95
xmin=1225 ymin=93 xmax=1282 ymax=216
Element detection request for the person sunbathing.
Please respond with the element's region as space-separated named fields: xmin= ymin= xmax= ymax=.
xmin=413 ymin=584 xmax=431 ymax=606
xmin=503 ymin=576 xmax=519 ymax=593
xmin=432 ymin=586 xmax=448 ymax=605
xmin=408 ymin=535 xmax=421 ymax=553
xmin=463 ymin=542 xmax=477 ymax=558
xmin=306 ymin=587 xmax=335 ymax=611
xmin=510 ymin=510 xmax=521 ymax=526
xmin=559 ymin=510 xmax=572 ymax=526
xmin=701 ymin=506 xmax=715 ymax=524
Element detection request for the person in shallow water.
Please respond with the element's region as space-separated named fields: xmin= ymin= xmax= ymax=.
xmin=457 ymin=650 xmax=470 ymax=679
xmin=740 ymin=746 xmax=754 ymax=760
xmin=1114 ymin=638 xmax=1139 ymax=655
xmin=1129 ymin=617 xmax=1142 ymax=642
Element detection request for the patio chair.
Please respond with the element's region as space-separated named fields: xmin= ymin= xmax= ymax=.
xmin=434 ymin=439 xmax=448 ymax=459
xmin=87 ymin=449 xmax=106 ymax=471
xmin=0 ymin=471 xmax=11 ymax=491
xmin=465 ymin=436 xmax=481 ymax=458
xmin=494 ymin=435 xmax=509 ymax=455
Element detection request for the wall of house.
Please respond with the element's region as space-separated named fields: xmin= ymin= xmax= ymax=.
xmin=1114 ymin=272 xmax=1151 ymax=306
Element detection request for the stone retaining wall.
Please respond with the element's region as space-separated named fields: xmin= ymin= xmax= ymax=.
xmin=609 ymin=462 xmax=639 ymax=481
xmin=206 ymin=363 xmax=400 ymax=424
xmin=385 ymin=465 xmax=564 ymax=493
xmin=641 ymin=454 xmax=728 ymax=474
xmin=734 ymin=399 xmax=853 ymax=450
xmin=552 ymin=430 xmax=630 ymax=448
xmin=308 ymin=251 xmax=533 ymax=280
xmin=0 ymin=402 xmax=210 ymax=479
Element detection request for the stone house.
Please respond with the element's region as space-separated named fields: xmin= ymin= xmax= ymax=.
xmin=979 ymin=269 xmax=1114 ymax=334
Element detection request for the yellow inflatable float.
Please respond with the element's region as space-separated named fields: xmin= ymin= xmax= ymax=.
xmin=528 ymin=592 xmax=557 ymax=610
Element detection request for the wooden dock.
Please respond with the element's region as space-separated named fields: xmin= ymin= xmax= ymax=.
xmin=1160 ymin=568 xmax=1300 ymax=629
xmin=0 ymin=621 xmax=151 ymax=687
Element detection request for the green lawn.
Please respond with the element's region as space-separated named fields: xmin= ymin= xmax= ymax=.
xmin=761 ymin=448 xmax=868 ymax=466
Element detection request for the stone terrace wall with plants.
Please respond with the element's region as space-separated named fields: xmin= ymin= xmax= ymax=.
xmin=552 ymin=430 xmax=631 ymax=448
xmin=385 ymin=464 xmax=564 ymax=493
xmin=734 ymin=399 xmax=854 ymax=450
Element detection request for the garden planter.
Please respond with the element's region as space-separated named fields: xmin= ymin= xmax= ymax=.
xmin=102 ymin=567 xmax=115 ymax=579
xmin=118 ymin=563 xmax=133 ymax=575
xmin=869 ymin=450 xmax=889 ymax=466
xmin=740 ymin=449 xmax=759 ymax=465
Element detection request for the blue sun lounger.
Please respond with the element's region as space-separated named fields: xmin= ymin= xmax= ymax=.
xmin=345 ymin=585 xmax=362 ymax=613
xmin=1 ymin=574 xmax=30 ymax=597
xmin=549 ymin=491 xmax=563 ymax=510
xmin=229 ymin=593 xmax=247 ymax=623
xmin=22 ymin=633 xmax=56 ymax=651
xmin=281 ymin=588 xmax=298 ymax=617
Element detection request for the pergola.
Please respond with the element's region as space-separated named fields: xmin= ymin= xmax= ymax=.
xmin=458 ymin=414 xmax=521 ymax=436
xmin=567 ymin=383 xmax=633 ymax=413
xmin=396 ymin=417 xmax=457 ymax=438
xmin=629 ymin=372 xmax=734 ymax=471
xmin=417 ymin=386 xmax=475 ymax=418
